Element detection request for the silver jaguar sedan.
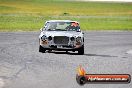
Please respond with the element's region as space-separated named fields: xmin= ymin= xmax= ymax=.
xmin=39 ymin=20 xmax=84 ymax=55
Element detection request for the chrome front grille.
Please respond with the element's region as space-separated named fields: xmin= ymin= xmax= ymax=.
xmin=54 ymin=36 xmax=69 ymax=45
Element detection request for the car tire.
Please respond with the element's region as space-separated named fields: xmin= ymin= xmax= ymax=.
xmin=39 ymin=45 xmax=46 ymax=53
xmin=78 ymin=45 xmax=84 ymax=55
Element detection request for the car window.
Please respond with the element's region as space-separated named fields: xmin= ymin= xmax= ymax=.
xmin=56 ymin=23 xmax=69 ymax=30
xmin=45 ymin=22 xmax=80 ymax=31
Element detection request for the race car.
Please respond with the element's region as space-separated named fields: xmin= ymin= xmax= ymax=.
xmin=39 ymin=20 xmax=84 ymax=55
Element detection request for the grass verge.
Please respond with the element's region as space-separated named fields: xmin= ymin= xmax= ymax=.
xmin=0 ymin=0 xmax=132 ymax=31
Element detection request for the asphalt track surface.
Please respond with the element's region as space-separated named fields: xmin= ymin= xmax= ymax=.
xmin=0 ymin=31 xmax=132 ymax=88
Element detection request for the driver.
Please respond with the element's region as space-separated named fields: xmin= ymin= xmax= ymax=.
xmin=66 ymin=22 xmax=79 ymax=31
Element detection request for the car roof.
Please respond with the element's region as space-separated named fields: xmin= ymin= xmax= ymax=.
xmin=46 ymin=20 xmax=79 ymax=23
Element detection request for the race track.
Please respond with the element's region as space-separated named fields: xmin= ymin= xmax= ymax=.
xmin=0 ymin=31 xmax=132 ymax=88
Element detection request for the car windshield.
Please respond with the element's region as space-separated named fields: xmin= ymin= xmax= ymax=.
xmin=45 ymin=22 xmax=80 ymax=31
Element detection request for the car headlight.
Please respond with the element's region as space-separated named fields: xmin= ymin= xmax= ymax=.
xmin=41 ymin=35 xmax=47 ymax=41
xmin=76 ymin=37 xmax=82 ymax=43
xmin=48 ymin=36 xmax=52 ymax=41
xmin=70 ymin=37 xmax=75 ymax=41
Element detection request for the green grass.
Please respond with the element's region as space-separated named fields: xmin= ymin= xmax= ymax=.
xmin=0 ymin=0 xmax=132 ymax=31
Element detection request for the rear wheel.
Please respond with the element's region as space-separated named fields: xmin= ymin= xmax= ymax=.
xmin=39 ymin=45 xmax=46 ymax=53
xmin=78 ymin=45 xmax=84 ymax=55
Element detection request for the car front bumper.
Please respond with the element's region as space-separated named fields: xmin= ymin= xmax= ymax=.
xmin=40 ymin=45 xmax=83 ymax=51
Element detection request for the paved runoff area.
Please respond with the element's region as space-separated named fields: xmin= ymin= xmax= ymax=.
xmin=0 ymin=31 xmax=132 ymax=88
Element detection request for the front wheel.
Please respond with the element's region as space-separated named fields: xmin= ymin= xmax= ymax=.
xmin=78 ymin=45 xmax=84 ymax=55
xmin=39 ymin=45 xmax=46 ymax=53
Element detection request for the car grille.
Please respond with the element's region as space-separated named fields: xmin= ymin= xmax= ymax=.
xmin=54 ymin=36 xmax=69 ymax=45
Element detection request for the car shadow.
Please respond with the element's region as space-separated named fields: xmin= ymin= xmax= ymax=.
xmin=48 ymin=51 xmax=80 ymax=55
xmin=84 ymin=54 xmax=118 ymax=57
xmin=47 ymin=51 xmax=118 ymax=57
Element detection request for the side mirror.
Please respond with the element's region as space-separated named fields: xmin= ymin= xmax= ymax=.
xmin=40 ymin=28 xmax=43 ymax=31
xmin=40 ymin=27 xmax=44 ymax=31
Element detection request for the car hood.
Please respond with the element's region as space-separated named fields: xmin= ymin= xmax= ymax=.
xmin=42 ymin=31 xmax=83 ymax=37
